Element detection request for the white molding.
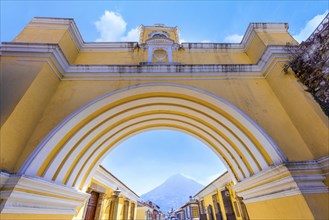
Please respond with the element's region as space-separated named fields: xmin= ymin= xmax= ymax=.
xmin=93 ymin=167 xmax=139 ymax=201
xmin=0 ymin=172 xmax=10 ymax=189
xmin=0 ymin=173 xmax=90 ymax=215
xmin=0 ymin=42 xmax=290 ymax=80
xmin=194 ymin=172 xmax=231 ymax=199
xmin=233 ymin=162 xmax=328 ymax=204
xmin=17 ymin=83 xmax=285 ymax=189
xmin=317 ymin=155 xmax=329 ymax=174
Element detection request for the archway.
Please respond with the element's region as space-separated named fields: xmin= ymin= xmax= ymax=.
xmin=19 ymin=83 xmax=285 ymax=191
xmin=102 ymin=129 xmax=227 ymax=193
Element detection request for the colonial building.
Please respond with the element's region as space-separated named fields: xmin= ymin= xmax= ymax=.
xmin=136 ymin=200 xmax=163 ymax=220
xmin=75 ymin=165 xmax=139 ymax=220
xmin=174 ymin=196 xmax=200 ymax=220
xmin=194 ymin=172 xmax=248 ymax=220
xmin=1 ymin=16 xmax=328 ymax=220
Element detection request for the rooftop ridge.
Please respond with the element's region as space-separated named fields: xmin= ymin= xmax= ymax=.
xmin=24 ymin=17 xmax=290 ymax=52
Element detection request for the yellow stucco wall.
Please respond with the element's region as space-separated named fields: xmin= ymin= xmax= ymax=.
xmin=74 ymin=50 xmax=255 ymax=65
xmin=136 ymin=206 xmax=150 ymax=220
xmin=1 ymin=60 xmax=60 ymax=172
xmin=174 ymin=50 xmax=252 ymax=64
xmin=59 ymin=30 xmax=79 ymax=64
xmin=266 ymin=63 xmax=329 ymax=159
xmin=74 ymin=50 xmax=144 ymax=65
xmin=13 ymin=27 xmax=67 ymax=44
xmin=245 ymin=33 xmax=266 ymax=64
xmin=9 ymin=73 xmax=323 ymax=173
xmin=245 ymin=195 xmax=315 ymax=220
xmin=257 ymin=32 xmax=298 ymax=46
xmin=303 ymin=193 xmax=329 ymax=220
xmin=0 ymin=57 xmax=46 ymax=126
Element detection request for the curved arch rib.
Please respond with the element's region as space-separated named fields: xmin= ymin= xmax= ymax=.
xmin=20 ymin=83 xmax=286 ymax=190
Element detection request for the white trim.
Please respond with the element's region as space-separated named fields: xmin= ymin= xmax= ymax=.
xmin=0 ymin=174 xmax=90 ymax=214
xmin=93 ymin=167 xmax=139 ymax=201
xmin=0 ymin=172 xmax=10 ymax=189
xmin=194 ymin=172 xmax=231 ymax=199
xmin=0 ymin=43 xmax=290 ymax=80
xmin=233 ymin=163 xmax=328 ymax=204
xmin=317 ymin=155 xmax=329 ymax=173
xmin=75 ymin=117 xmax=245 ymax=189
xmin=18 ymin=83 xmax=284 ymax=190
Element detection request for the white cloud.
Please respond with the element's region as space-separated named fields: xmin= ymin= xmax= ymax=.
xmin=95 ymin=10 xmax=139 ymax=42
xmin=120 ymin=27 xmax=140 ymax=41
xmin=223 ymin=34 xmax=243 ymax=43
xmin=95 ymin=11 xmax=126 ymax=42
xmin=201 ymin=40 xmax=211 ymax=43
xmin=293 ymin=10 xmax=328 ymax=43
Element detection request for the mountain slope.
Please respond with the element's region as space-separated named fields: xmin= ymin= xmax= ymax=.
xmin=140 ymin=174 xmax=204 ymax=214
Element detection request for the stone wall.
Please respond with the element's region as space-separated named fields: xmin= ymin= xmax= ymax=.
xmin=285 ymin=13 xmax=329 ymax=116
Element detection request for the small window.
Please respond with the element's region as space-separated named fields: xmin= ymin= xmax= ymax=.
xmin=152 ymin=33 xmax=168 ymax=38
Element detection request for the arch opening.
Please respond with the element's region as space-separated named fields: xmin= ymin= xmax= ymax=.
xmin=19 ymin=83 xmax=286 ymax=191
xmin=101 ymin=129 xmax=227 ymax=195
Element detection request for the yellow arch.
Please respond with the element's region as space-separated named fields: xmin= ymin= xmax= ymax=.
xmin=19 ymin=83 xmax=285 ymax=190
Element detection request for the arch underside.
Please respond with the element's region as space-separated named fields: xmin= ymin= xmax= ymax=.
xmin=20 ymin=84 xmax=285 ymax=190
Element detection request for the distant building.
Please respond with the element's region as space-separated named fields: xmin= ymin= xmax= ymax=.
xmin=174 ymin=208 xmax=185 ymax=220
xmin=194 ymin=172 xmax=248 ymax=220
xmin=137 ymin=200 xmax=164 ymax=220
xmin=177 ymin=196 xmax=200 ymax=220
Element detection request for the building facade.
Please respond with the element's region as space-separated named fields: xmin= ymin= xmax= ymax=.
xmin=1 ymin=17 xmax=328 ymax=220
xmin=195 ymin=172 xmax=248 ymax=220
xmin=174 ymin=196 xmax=200 ymax=220
xmin=136 ymin=201 xmax=164 ymax=220
xmin=75 ymin=165 xmax=139 ymax=220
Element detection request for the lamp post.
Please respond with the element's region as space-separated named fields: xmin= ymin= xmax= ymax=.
xmin=113 ymin=187 xmax=121 ymax=198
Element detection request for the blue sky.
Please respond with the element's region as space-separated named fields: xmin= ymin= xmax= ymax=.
xmin=1 ymin=1 xmax=328 ymax=43
xmin=102 ymin=130 xmax=226 ymax=195
xmin=1 ymin=1 xmax=328 ymax=195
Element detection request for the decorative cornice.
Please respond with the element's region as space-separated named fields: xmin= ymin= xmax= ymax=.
xmin=0 ymin=42 xmax=290 ymax=80
xmin=93 ymin=166 xmax=139 ymax=201
xmin=0 ymin=173 xmax=89 ymax=214
xmin=194 ymin=172 xmax=231 ymax=199
xmin=233 ymin=161 xmax=328 ymax=204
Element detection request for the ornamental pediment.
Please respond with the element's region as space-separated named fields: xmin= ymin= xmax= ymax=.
xmin=145 ymin=38 xmax=174 ymax=45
